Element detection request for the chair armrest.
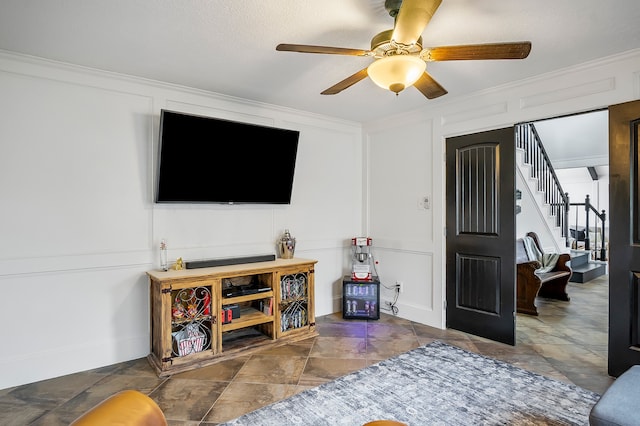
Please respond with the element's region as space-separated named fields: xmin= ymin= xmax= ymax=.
xmin=555 ymin=253 xmax=572 ymax=272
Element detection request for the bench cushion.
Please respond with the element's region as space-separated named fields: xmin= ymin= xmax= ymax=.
xmin=589 ymin=365 xmax=640 ymax=426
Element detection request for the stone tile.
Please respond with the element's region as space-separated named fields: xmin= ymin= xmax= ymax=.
xmin=4 ymin=372 xmax=107 ymax=409
xmin=255 ymin=339 xmax=315 ymax=357
xmin=366 ymin=336 xmax=421 ymax=359
xmin=150 ymin=378 xmax=228 ymax=422
xmin=366 ymin=322 xmax=416 ymax=339
xmin=0 ymin=403 xmax=49 ymax=426
xmin=412 ymin=323 xmax=458 ymax=339
xmin=171 ymin=356 xmax=249 ymax=382
xmin=203 ymin=382 xmax=297 ymax=423
xmin=315 ymin=320 xmax=367 ymax=338
xmin=570 ymin=374 xmax=615 ymax=395
xmin=473 ymin=340 xmax=536 ymax=357
xmin=315 ymin=312 xmax=346 ymax=324
xmin=298 ymin=357 xmax=367 ymax=386
xmin=233 ymin=354 xmax=307 ymax=385
xmin=436 ymin=338 xmax=479 ymax=353
xmin=376 ymin=313 xmax=413 ymax=325
xmin=309 ymin=336 xmax=367 ymax=359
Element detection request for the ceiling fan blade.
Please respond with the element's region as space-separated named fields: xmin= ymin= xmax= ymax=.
xmin=321 ymin=68 xmax=369 ymax=95
xmin=424 ymin=42 xmax=532 ymax=61
xmin=392 ymin=0 xmax=442 ymax=46
xmin=413 ymin=71 xmax=448 ymax=99
xmin=276 ymin=44 xmax=371 ymax=56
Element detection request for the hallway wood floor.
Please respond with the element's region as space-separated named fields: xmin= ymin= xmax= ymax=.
xmin=0 ymin=275 xmax=612 ymax=425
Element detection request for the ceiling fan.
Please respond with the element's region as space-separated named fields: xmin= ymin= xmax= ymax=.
xmin=276 ymin=0 xmax=531 ymax=99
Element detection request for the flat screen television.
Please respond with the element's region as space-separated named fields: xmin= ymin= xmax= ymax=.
xmin=156 ymin=109 xmax=300 ymax=204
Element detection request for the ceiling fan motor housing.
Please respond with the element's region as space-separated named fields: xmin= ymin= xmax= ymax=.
xmin=371 ymin=29 xmax=423 ymax=58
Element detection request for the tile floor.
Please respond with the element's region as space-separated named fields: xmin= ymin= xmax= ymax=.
xmin=0 ymin=275 xmax=613 ymax=425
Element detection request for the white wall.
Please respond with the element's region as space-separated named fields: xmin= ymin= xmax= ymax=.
xmin=363 ymin=49 xmax=640 ymax=329
xmin=515 ymin=151 xmax=568 ymax=253
xmin=0 ymin=51 xmax=363 ymax=389
xmin=516 ymin=164 xmax=564 ymax=252
xmin=1 ymin=47 xmax=639 ymax=390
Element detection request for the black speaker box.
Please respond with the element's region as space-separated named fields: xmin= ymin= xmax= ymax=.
xmin=185 ymin=254 xmax=276 ymax=269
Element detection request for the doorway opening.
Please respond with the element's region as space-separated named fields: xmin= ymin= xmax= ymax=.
xmin=515 ymin=109 xmax=609 ymax=368
xmin=518 ymin=109 xmax=609 ymax=274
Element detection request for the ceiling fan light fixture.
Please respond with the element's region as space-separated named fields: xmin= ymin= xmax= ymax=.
xmin=367 ymin=55 xmax=426 ymax=94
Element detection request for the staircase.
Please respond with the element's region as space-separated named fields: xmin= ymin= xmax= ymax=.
xmin=516 ymin=123 xmax=608 ymax=283
xmin=516 ymin=123 xmax=569 ymax=252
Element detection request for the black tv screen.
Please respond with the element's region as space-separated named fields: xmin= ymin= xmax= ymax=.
xmin=156 ymin=110 xmax=300 ymax=204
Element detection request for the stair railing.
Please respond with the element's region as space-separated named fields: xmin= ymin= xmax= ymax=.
xmin=569 ymin=194 xmax=607 ymax=260
xmin=515 ymin=123 xmax=570 ymax=246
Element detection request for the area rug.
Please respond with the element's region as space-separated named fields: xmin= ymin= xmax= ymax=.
xmin=220 ymin=341 xmax=600 ymax=425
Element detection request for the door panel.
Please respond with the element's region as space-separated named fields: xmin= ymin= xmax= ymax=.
xmin=608 ymin=99 xmax=640 ymax=376
xmin=446 ymin=127 xmax=516 ymax=345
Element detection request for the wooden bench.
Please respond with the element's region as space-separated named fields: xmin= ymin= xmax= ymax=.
xmin=516 ymin=232 xmax=572 ymax=316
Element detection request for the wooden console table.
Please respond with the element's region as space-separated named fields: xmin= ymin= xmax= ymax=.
xmin=146 ymin=258 xmax=317 ymax=376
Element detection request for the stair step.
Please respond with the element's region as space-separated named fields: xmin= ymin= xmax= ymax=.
xmin=570 ymin=262 xmax=607 ymax=283
xmin=569 ymin=250 xmax=591 ymax=267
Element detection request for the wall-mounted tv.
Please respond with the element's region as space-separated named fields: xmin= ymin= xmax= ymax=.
xmin=156 ymin=109 xmax=300 ymax=204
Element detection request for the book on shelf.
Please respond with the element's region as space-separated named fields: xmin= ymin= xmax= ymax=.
xmin=262 ymin=298 xmax=273 ymax=316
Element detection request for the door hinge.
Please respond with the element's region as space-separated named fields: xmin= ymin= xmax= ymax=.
xmin=162 ymin=357 xmax=173 ymax=364
xmin=161 ymin=287 xmax=172 ymax=294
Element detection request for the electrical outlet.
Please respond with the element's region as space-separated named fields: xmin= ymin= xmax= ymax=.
xmin=396 ymin=281 xmax=403 ymax=293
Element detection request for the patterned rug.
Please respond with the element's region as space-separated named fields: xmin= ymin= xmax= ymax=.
xmin=220 ymin=341 xmax=600 ymax=425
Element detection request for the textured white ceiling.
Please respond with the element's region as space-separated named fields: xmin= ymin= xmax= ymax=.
xmin=0 ymin=0 xmax=638 ymax=123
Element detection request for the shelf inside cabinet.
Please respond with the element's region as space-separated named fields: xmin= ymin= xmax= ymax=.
xmin=222 ymin=290 xmax=273 ymax=305
xmin=221 ymin=328 xmax=272 ymax=353
xmin=222 ymin=306 xmax=273 ymax=332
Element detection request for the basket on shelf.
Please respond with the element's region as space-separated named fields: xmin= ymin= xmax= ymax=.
xmin=173 ymin=323 xmax=205 ymax=356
